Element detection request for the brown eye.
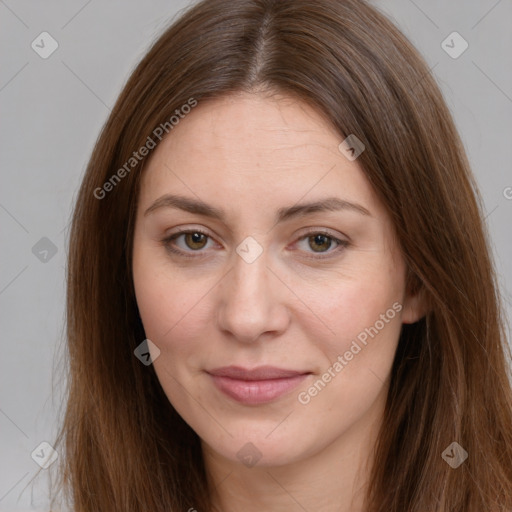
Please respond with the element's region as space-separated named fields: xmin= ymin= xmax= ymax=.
xmin=294 ymin=230 xmax=348 ymax=259
xmin=183 ymin=232 xmax=208 ymax=250
xmin=163 ymin=230 xmax=214 ymax=256
xmin=308 ymin=234 xmax=334 ymax=252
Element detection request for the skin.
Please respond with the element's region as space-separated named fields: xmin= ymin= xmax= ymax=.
xmin=132 ymin=91 xmax=424 ymax=512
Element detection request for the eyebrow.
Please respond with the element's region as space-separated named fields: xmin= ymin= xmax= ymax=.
xmin=144 ymin=193 xmax=371 ymax=221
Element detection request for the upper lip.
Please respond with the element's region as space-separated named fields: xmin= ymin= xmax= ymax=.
xmin=207 ymin=366 xmax=310 ymax=381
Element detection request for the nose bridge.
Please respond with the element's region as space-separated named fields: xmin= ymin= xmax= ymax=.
xmin=230 ymin=233 xmax=271 ymax=295
xmin=216 ymin=241 xmax=289 ymax=342
xmin=229 ymin=244 xmax=271 ymax=310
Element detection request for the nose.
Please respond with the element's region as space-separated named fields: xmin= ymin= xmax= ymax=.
xmin=216 ymin=248 xmax=291 ymax=344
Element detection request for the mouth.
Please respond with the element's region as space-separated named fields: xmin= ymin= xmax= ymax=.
xmin=206 ymin=366 xmax=312 ymax=405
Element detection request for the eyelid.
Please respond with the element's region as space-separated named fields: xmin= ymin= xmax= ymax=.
xmin=294 ymin=226 xmax=348 ymax=241
xmin=164 ymin=225 xmax=216 ymax=240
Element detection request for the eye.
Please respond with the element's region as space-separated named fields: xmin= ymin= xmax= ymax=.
xmin=294 ymin=231 xmax=349 ymax=258
xmin=162 ymin=229 xmax=216 ymax=256
xmin=162 ymin=228 xmax=349 ymax=260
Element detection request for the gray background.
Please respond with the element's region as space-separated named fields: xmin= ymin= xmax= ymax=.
xmin=1 ymin=0 xmax=511 ymax=510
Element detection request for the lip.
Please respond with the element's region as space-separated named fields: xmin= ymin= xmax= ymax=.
xmin=207 ymin=366 xmax=311 ymax=405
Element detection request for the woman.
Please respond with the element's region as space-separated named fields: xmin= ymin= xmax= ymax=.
xmin=53 ymin=0 xmax=512 ymax=510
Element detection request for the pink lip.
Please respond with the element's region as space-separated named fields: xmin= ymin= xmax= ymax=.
xmin=207 ymin=366 xmax=311 ymax=405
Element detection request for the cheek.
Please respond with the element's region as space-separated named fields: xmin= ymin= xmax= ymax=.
xmin=312 ymin=290 xmax=403 ymax=413
xmin=133 ymin=256 xmax=221 ymax=372
xmin=293 ymin=281 xmax=403 ymax=430
xmin=298 ymin=269 xmax=404 ymax=361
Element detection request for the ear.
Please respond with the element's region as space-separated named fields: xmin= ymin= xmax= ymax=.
xmin=401 ymin=275 xmax=428 ymax=324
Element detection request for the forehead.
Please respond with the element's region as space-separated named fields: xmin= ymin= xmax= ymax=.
xmin=139 ymin=92 xmax=381 ymax=218
xmin=162 ymin=92 xmax=340 ymax=161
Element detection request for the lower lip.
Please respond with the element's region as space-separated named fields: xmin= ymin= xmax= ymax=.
xmin=209 ymin=374 xmax=309 ymax=405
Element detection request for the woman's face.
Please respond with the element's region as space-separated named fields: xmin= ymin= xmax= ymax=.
xmin=132 ymin=92 xmax=421 ymax=468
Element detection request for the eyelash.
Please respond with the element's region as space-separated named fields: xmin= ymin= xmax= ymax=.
xmin=162 ymin=228 xmax=349 ymax=260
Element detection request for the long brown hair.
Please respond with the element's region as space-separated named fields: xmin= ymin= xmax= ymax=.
xmin=52 ymin=0 xmax=512 ymax=510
